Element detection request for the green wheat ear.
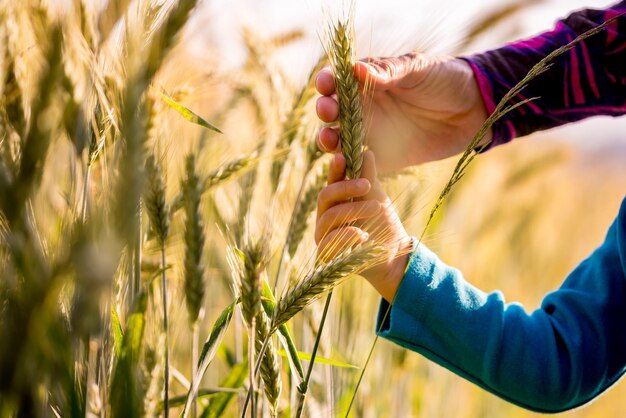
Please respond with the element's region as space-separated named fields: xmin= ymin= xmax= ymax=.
xmin=328 ymin=19 xmax=364 ymax=180
xmin=182 ymin=155 xmax=205 ymax=325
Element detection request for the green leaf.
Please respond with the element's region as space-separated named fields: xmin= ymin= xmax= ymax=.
xmin=181 ymin=300 xmax=237 ymax=418
xmin=201 ymin=362 xmax=248 ymax=418
xmin=161 ymin=93 xmax=222 ymax=133
xmin=111 ymin=306 xmax=124 ymax=357
xmin=110 ymin=293 xmax=148 ymax=418
xmin=233 ymin=247 xmax=245 ymax=264
xmin=277 ymin=350 xmax=359 ymax=369
xmin=261 ymin=280 xmax=305 ymax=381
xmin=157 ymin=387 xmax=243 ymax=413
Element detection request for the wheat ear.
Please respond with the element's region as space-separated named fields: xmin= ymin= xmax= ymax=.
xmin=182 ymin=155 xmax=205 ymax=324
xmin=328 ymin=19 xmax=364 ymax=180
xmin=170 ymin=151 xmax=259 ymax=214
xmin=272 ymin=244 xmax=384 ymax=330
xmin=144 ymin=153 xmax=171 ymax=417
xmin=145 ymin=155 xmax=170 ymax=247
xmin=239 ymin=241 xmax=281 ymax=417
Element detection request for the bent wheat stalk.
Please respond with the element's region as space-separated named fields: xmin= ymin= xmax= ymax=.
xmin=290 ymin=14 xmax=368 ymax=417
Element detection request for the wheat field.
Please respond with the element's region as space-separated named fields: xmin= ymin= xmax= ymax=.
xmin=0 ymin=0 xmax=624 ymax=417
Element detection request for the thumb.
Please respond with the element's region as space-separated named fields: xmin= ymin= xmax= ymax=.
xmin=355 ymin=52 xmax=424 ymax=91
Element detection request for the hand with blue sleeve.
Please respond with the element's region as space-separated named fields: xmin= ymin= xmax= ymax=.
xmin=314 ymin=2 xmax=626 ymax=412
xmin=377 ymin=198 xmax=626 ymax=412
xmin=316 ymin=151 xmax=626 ymax=412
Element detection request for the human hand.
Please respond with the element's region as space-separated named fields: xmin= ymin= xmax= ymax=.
xmin=315 ymin=150 xmax=412 ymax=302
xmin=316 ymin=53 xmax=490 ymax=172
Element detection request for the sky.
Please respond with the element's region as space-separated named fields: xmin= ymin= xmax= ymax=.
xmin=187 ymin=0 xmax=616 ymax=79
xmin=68 ymin=0 xmax=623 ymax=148
xmin=183 ymin=0 xmax=623 ymax=147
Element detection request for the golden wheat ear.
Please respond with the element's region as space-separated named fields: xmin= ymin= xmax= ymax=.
xmin=326 ymin=15 xmax=364 ymax=180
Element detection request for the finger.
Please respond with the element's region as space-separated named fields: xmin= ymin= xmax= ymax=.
xmin=316 ymin=96 xmax=339 ymax=123
xmin=315 ymin=67 xmax=335 ymax=96
xmin=317 ymin=127 xmax=340 ymax=153
xmin=355 ymin=52 xmax=424 ymax=90
xmin=315 ymin=200 xmax=381 ymax=243
xmin=359 ymin=150 xmax=386 ymax=201
xmin=317 ymin=177 xmax=370 ymax=215
xmin=317 ymin=226 xmax=368 ymax=261
xmin=327 ymin=152 xmax=346 ymax=185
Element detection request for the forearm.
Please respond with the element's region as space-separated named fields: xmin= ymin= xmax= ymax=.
xmin=377 ymin=198 xmax=626 ymax=412
xmin=462 ymin=2 xmax=626 ymax=148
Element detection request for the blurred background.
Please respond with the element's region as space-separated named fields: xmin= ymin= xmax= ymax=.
xmin=4 ymin=0 xmax=626 ymax=416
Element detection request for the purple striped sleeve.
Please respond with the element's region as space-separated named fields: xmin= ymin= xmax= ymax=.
xmin=462 ymin=2 xmax=626 ymax=149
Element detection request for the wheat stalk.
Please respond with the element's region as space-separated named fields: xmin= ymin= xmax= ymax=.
xmin=144 ymin=153 xmax=171 ymax=417
xmin=255 ymin=310 xmax=282 ymax=417
xmin=327 ymin=18 xmax=364 ymax=180
xmin=242 ymin=242 xmax=384 ymax=416
xmin=182 ymin=155 xmax=206 ymax=418
xmin=239 ymin=240 xmax=281 ymax=417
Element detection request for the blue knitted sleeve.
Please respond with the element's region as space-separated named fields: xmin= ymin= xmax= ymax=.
xmin=377 ymin=197 xmax=626 ymax=413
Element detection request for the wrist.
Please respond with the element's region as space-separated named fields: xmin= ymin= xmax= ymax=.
xmin=374 ymin=236 xmax=413 ymax=303
xmin=456 ymin=57 xmax=494 ymax=148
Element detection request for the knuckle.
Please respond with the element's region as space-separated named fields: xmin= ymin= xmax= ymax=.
xmin=317 ymin=188 xmax=328 ymax=207
xmin=340 ymin=181 xmax=350 ymax=198
xmin=316 ymin=212 xmax=332 ymax=238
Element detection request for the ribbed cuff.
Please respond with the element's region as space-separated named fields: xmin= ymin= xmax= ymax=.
xmin=459 ymin=56 xmax=517 ymax=151
xmin=376 ymin=241 xmax=439 ymax=337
